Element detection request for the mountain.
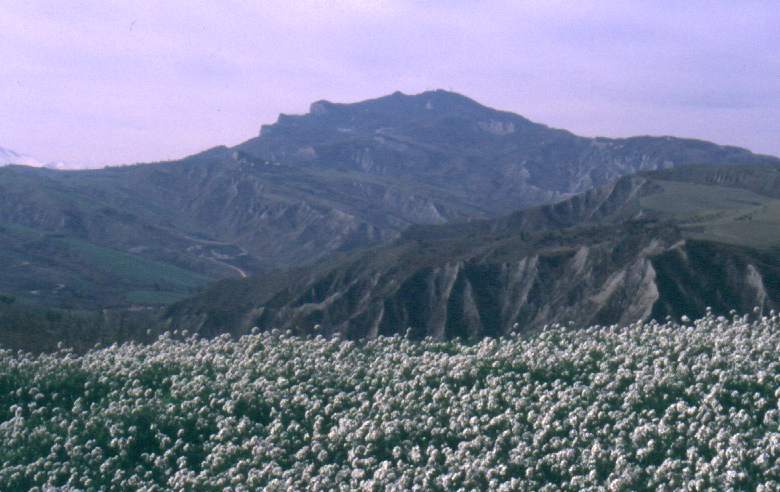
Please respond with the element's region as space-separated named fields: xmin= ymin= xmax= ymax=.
xmin=0 ymin=146 xmax=82 ymax=170
xmin=236 ymin=90 xmax=778 ymax=215
xmin=0 ymin=146 xmax=44 ymax=167
xmin=166 ymin=163 xmax=780 ymax=339
xmin=0 ymin=91 xmax=777 ymax=310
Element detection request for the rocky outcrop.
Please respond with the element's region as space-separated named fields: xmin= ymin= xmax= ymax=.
xmin=167 ymin=221 xmax=780 ymax=340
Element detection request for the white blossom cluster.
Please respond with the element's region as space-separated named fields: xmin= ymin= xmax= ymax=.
xmin=1 ymin=313 xmax=780 ymax=490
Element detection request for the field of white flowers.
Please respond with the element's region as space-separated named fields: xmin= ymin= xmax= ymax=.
xmin=2 ymin=312 xmax=780 ymax=491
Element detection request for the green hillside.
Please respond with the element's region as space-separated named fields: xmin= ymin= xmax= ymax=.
xmin=0 ymin=222 xmax=209 ymax=307
xmin=639 ymin=179 xmax=780 ymax=249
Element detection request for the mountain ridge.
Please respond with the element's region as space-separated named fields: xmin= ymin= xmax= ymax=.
xmin=0 ymin=146 xmax=80 ymax=170
xmin=0 ymin=90 xmax=778 ymax=311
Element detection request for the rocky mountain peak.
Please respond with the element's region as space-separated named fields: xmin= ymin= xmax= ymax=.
xmin=247 ymin=90 xmax=540 ymax=159
xmin=268 ymin=90 xmax=509 ymax=129
xmin=309 ymin=100 xmax=333 ymax=115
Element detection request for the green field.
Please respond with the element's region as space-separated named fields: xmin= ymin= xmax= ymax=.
xmin=0 ymin=223 xmax=209 ymax=307
xmin=58 ymin=237 xmax=209 ymax=290
xmin=125 ymin=290 xmax=194 ymax=305
xmin=640 ymin=179 xmax=780 ymax=249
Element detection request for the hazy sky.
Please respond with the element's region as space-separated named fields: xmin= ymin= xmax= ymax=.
xmin=1 ymin=1 xmax=778 ymax=168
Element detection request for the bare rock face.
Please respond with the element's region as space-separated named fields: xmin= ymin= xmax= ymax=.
xmin=168 ymin=219 xmax=780 ymax=340
xmin=478 ymin=120 xmax=516 ymax=135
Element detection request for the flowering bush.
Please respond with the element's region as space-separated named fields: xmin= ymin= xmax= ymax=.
xmin=2 ymin=313 xmax=779 ymax=490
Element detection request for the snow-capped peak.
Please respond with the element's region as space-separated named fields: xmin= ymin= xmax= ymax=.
xmin=0 ymin=146 xmax=45 ymax=167
xmin=0 ymin=147 xmax=81 ymax=169
xmin=45 ymin=161 xmax=71 ymax=170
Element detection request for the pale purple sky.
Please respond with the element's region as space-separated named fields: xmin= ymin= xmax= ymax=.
xmin=1 ymin=1 xmax=778 ymax=168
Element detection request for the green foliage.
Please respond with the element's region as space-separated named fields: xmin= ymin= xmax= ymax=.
xmin=0 ymin=302 xmax=163 ymax=354
xmin=1 ymin=314 xmax=779 ymax=490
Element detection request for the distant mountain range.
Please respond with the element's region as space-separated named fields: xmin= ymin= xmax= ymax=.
xmin=0 ymin=146 xmax=72 ymax=169
xmin=0 ymin=146 xmax=44 ymax=167
xmin=1 ymin=90 xmax=780 ymax=350
xmin=1 ymin=90 xmax=776 ymax=310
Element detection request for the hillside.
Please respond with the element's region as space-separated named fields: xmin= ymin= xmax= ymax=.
xmin=167 ymin=163 xmax=780 ymax=339
xmin=1 ymin=90 xmax=777 ymax=309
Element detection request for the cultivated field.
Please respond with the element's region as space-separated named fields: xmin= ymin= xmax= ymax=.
xmin=2 ymin=312 xmax=779 ymax=490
